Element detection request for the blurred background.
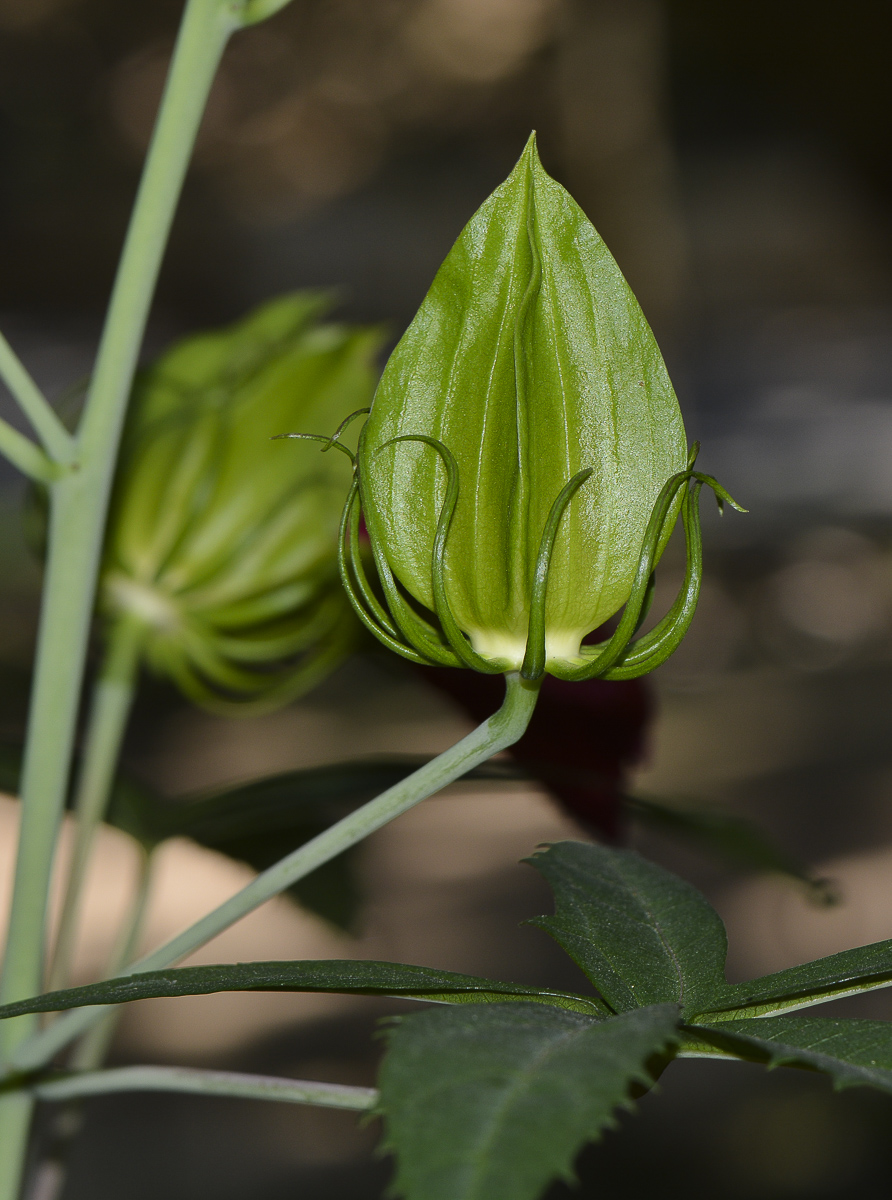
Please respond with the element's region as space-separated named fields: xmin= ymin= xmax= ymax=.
xmin=2 ymin=0 xmax=892 ymax=1196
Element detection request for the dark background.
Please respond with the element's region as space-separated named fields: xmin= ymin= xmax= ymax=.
xmin=3 ymin=2 xmax=892 ymax=1197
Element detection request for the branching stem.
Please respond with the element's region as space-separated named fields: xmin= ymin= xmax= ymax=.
xmin=0 ymin=3 xmax=237 ymax=1195
xmin=0 ymin=332 xmax=74 ymax=464
xmin=10 ymin=673 xmax=542 ymax=1073
xmin=0 ymin=418 xmax=59 ymax=483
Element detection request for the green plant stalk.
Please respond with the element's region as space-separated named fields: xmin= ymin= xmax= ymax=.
xmin=0 ymin=419 xmax=58 ymax=483
xmin=48 ymin=617 xmax=146 ymax=995
xmin=68 ymin=846 xmax=156 ymax=1073
xmin=23 ymin=852 xmax=156 ymax=1200
xmin=0 ymin=2 xmax=237 ymax=1194
xmin=0 ymin=332 xmax=74 ymax=463
xmin=10 ymin=673 xmax=542 ymax=1073
xmin=30 ymin=1066 xmax=378 ymax=1110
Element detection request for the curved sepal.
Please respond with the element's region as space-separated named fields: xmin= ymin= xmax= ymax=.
xmin=549 ymin=468 xmax=693 ymax=681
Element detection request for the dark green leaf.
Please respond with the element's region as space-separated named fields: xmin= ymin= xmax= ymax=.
xmin=626 ymin=794 xmax=832 ymax=899
xmin=9 ymin=751 xmax=520 ymax=931
xmin=0 ymin=742 xmax=21 ymax=795
xmin=0 ymin=960 xmax=603 ymax=1022
xmin=684 ymin=1015 xmax=892 ymax=1095
xmin=116 ymin=758 xmax=523 ymax=930
xmin=527 ymin=841 xmax=728 ymax=1014
xmin=692 ymin=938 xmax=892 ymax=1021
xmin=3 ymin=751 xmax=525 ymax=931
xmin=379 ymin=1002 xmax=680 ymax=1200
xmin=162 ymin=757 xmax=519 ymax=844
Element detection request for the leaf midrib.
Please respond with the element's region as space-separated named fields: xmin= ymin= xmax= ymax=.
xmin=460 ymin=1021 xmax=587 ymax=1199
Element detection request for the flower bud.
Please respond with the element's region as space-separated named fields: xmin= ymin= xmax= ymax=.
xmin=344 ymin=135 xmax=735 ymax=680
xmin=101 ymin=293 xmax=381 ymax=711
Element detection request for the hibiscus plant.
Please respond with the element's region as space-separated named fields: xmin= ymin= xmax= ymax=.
xmin=1 ymin=3 xmax=890 ymax=1199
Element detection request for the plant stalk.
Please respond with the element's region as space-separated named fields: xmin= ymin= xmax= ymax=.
xmin=0 ymin=332 xmax=74 ymax=463
xmin=0 ymin=419 xmax=58 ymax=483
xmin=48 ymin=617 xmax=146 ymax=995
xmin=11 ymin=673 xmax=542 ymax=1072
xmin=31 ymin=1066 xmax=378 ymax=1110
xmin=0 ymin=3 xmax=236 ymax=1194
xmin=21 ymin=851 xmax=156 ymax=1200
xmin=69 ymin=847 xmax=155 ymax=1073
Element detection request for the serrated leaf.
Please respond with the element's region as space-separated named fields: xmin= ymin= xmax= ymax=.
xmin=692 ymin=938 xmax=892 ymax=1021
xmin=684 ymin=1015 xmax=892 ymax=1095
xmin=379 ymin=1002 xmax=680 ymax=1200
xmin=0 ymin=961 xmax=603 ymax=1022
xmin=527 ymin=841 xmax=728 ymax=1014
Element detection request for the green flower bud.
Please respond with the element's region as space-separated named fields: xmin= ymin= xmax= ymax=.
xmin=338 ymin=135 xmax=741 ymax=680
xmin=101 ymin=293 xmax=381 ymax=712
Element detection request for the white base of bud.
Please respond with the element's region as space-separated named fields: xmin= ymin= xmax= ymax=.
xmin=467 ymin=628 xmax=583 ymax=671
xmin=103 ymin=574 xmax=181 ymax=633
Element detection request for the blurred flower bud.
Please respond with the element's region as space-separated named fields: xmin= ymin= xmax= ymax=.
xmin=101 ymin=292 xmax=382 ymax=712
xmin=339 ymin=135 xmax=740 ymax=680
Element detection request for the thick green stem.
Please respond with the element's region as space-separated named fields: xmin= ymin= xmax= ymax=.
xmin=0 ymin=3 xmax=235 ymax=1194
xmin=48 ymin=617 xmax=145 ymax=995
xmin=11 ymin=673 xmax=542 ymax=1073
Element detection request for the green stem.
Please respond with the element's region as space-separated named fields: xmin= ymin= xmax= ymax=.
xmin=0 ymin=418 xmax=58 ymax=483
xmin=20 ymin=851 xmax=155 ymax=1200
xmin=12 ymin=673 xmax=542 ymax=1072
xmin=0 ymin=3 xmax=236 ymax=1195
xmin=0 ymin=332 xmax=74 ymax=463
xmin=29 ymin=1066 xmax=377 ymax=1111
xmin=47 ymin=618 xmax=146 ymax=996
xmin=69 ymin=846 xmax=155 ymax=1073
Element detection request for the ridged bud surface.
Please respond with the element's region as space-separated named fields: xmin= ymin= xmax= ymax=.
xmin=359 ymin=136 xmax=687 ymax=671
xmin=102 ymin=293 xmax=380 ymax=710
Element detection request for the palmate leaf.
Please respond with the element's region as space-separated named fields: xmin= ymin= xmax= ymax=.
xmin=6 ymin=831 xmax=892 ymax=1200
xmin=0 ymin=960 xmax=603 ymax=1022
xmin=527 ymin=843 xmax=892 ymax=1024
xmin=691 ymin=939 xmax=892 ymax=1021
xmin=527 ymin=841 xmax=728 ymax=1013
xmin=378 ymin=1002 xmax=680 ymax=1200
xmin=683 ymin=1015 xmax=892 ymax=1095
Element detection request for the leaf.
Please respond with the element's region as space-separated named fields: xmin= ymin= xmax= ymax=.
xmin=626 ymin=793 xmax=832 ymax=898
xmin=692 ymin=938 xmax=892 ymax=1021
xmin=527 ymin=841 xmax=728 ymax=1014
xmin=0 ymin=742 xmax=22 ymax=795
xmin=378 ymin=1002 xmax=680 ymax=1200
xmin=109 ymin=758 xmax=522 ymax=930
xmin=684 ymin=1015 xmax=892 ymax=1096
xmin=0 ymin=752 xmax=524 ymax=932
xmin=0 ymin=960 xmax=603 ymax=1022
